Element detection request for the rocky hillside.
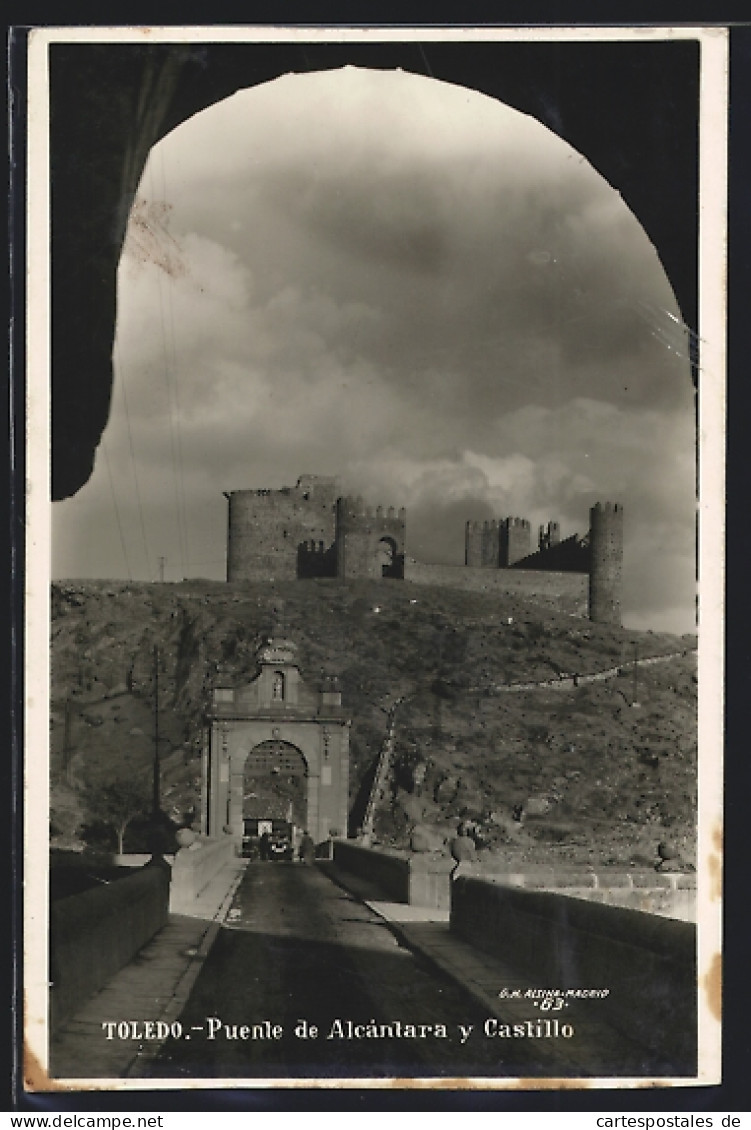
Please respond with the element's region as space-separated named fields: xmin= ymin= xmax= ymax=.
xmin=50 ymin=578 xmax=697 ymax=867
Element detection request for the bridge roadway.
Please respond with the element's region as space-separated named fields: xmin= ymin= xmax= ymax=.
xmin=146 ymin=860 xmax=545 ymax=1081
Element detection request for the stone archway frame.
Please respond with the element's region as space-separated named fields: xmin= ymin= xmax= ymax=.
xmin=207 ymin=715 xmax=350 ymax=848
xmin=48 ymin=34 xmax=700 ymax=502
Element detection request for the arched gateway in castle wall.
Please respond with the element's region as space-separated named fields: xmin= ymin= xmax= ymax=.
xmin=202 ymin=638 xmax=350 ymax=848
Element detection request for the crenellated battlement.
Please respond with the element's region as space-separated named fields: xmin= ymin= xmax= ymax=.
xmin=465 ymin=517 xmax=531 ymax=533
xmin=225 ymin=475 xmax=339 ymax=503
xmin=337 ymin=497 xmax=407 ymax=524
xmin=225 ymin=474 xmax=622 ymax=620
xmin=225 ymin=487 xmax=291 ymax=498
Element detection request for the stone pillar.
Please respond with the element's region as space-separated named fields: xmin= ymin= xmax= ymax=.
xmin=227 ymin=766 xmax=245 ymax=850
xmin=337 ymin=726 xmax=351 ymax=838
xmin=306 ymin=773 xmax=321 ymax=842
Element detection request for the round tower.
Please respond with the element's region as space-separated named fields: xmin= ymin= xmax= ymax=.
xmin=224 ymin=479 xmax=337 ymax=582
xmin=588 ymin=502 xmax=624 ymax=625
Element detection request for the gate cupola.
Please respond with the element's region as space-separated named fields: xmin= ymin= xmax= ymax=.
xmin=255 ymin=636 xmax=303 ymax=710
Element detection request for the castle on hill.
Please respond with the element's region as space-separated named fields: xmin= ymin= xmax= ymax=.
xmin=223 ymin=475 xmax=623 ymax=626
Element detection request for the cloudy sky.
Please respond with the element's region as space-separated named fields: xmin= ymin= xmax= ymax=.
xmin=51 ymin=66 xmax=697 ymax=633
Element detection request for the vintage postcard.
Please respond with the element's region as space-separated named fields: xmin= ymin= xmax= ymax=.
xmin=22 ymin=25 xmax=726 ymax=1097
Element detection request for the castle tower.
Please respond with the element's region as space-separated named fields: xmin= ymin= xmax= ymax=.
xmin=538 ymin=521 xmax=561 ymax=552
xmin=465 ymin=520 xmax=502 ymax=567
xmin=465 ymin=521 xmax=483 ymax=567
xmin=500 ymin=517 xmax=531 ymax=566
xmin=224 ymin=476 xmax=338 ymax=581
xmin=588 ymin=502 xmax=624 ymax=625
xmin=481 ymin=520 xmax=501 ymax=567
xmin=335 ymin=497 xmax=406 ymax=579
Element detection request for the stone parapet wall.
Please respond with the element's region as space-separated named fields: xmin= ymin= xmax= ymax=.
xmin=169 ymin=835 xmax=237 ymax=914
xmin=332 ymin=841 xmax=453 ymax=908
xmin=333 ymin=843 xmax=696 ymax=921
xmin=451 ymin=876 xmax=696 ymax=1073
xmin=474 ymin=866 xmax=696 ymax=921
xmin=333 ymin=840 xmax=411 ymax=902
xmin=49 ymin=861 xmax=170 ymax=1031
xmin=408 ymin=856 xmax=454 ymax=910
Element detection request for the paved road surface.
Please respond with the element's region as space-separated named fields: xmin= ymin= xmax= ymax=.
xmin=147 ymin=862 xmax=545 ymax=1081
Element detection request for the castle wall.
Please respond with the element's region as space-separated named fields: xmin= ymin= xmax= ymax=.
xmin=226 ymin=476 xmax=337 ymax=582
xmin=589 ymin=502 xmax=624 ymax=626
xmin=405 ymin=561 xmax=588 ymax=616
xmin=336 ymin=498 xmax=406 ymax=580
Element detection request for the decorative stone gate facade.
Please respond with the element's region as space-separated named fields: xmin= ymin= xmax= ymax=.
xmin=202 ymin=637 xmax=350 ymax=849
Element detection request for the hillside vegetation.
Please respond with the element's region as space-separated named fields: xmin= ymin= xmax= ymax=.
xmin=50 ymin=578 xmax=697 ymax=868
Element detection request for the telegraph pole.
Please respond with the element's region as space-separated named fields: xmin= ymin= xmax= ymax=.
xmin=632 ymin=642 xmax=639 ymax=706
xmin=158 ymin=557 xmax=166 ymax=583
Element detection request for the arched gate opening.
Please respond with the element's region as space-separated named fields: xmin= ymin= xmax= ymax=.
xmin=242 ymin=739 xmax=308 ymax=828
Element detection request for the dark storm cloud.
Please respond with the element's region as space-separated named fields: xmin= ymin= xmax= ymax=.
xmin=167 ymin=134 xmax=689 ymax=427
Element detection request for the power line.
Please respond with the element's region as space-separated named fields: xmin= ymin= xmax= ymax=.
xmin=113 ymin=337 xmax=153 ymax=581
xmin=155 ymin=264 xmax=188 ymax=576
xmin=158 ymin=146 xmax=191 ymax=578
xmin=146 ymin=157 xmax=189 ymax=581
xmin=101 ymin=441 xmax=132 ymax=579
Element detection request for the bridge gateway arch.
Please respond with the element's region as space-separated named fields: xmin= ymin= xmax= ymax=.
xmin=203 ymin=637 xmax=350 ymax=848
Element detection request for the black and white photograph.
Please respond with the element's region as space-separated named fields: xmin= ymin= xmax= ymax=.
xmin=23 ymin=25 xmax=725 ymax=1094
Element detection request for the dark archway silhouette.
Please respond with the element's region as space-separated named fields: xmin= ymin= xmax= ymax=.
xmin=49 ymin=38 xmax=698 ymax=501
xmin=377 ymin=536 xmax=403 ymax=579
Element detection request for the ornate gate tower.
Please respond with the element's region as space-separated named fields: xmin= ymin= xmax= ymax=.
xmin=202 ymin=636 xmax=350 ymax=849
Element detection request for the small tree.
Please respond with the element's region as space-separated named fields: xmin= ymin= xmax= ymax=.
xmin=81 ymin=772 xmax=152 ymax=855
